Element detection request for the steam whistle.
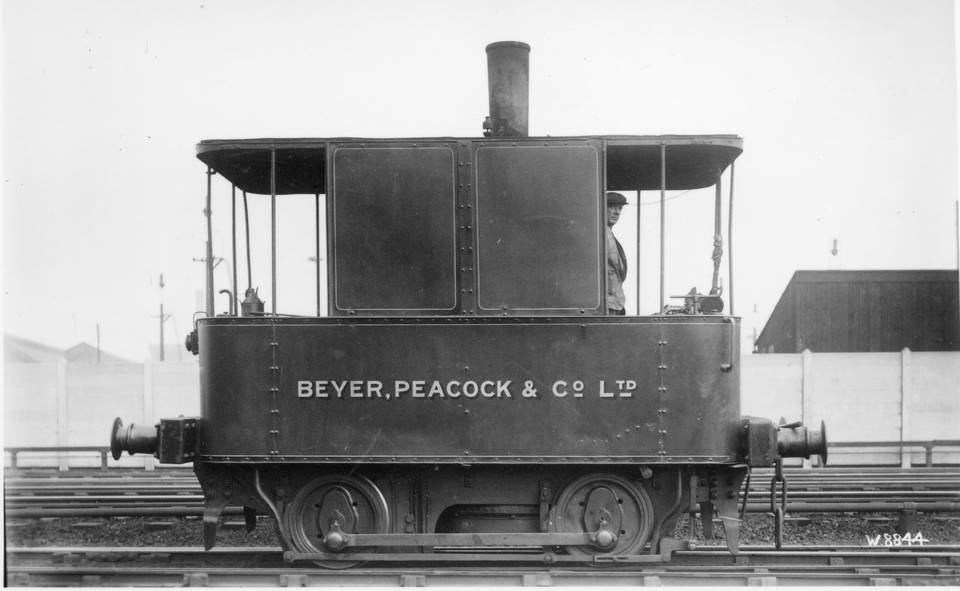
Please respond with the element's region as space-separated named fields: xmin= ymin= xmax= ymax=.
xmin=241 ymin=287 xmax=264 ymax=316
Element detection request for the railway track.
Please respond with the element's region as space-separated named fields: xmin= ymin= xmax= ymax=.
xmin=6 ymin=467 xmax=959 ymax=518
xmin=6 ymin=545 xmax=960 ymax=586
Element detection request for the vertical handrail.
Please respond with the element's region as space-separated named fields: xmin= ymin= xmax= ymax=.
xmin=205 ymin=167 xmax=215 ymax=317
xmin=710 ymin=171 xmax=723 ymax=295
xmin=714 ymin=173 xmax=722 ymax=237
xmin=231 ymin=185 xmax=238 ymax=316
xmin=243 ymin=191 xmax=252 ymax=291
xmin=270 ymin=148 xmax=277 ymax=315
xmin=728 ymin=162 xmax=735 ymax=315
xmin=315 ymin=192 xmax=322 ymax=316
xmin=636 ymin=185 xmax=642 ymax=315
xmin=659 ymin=144 xmax=666 ymax=311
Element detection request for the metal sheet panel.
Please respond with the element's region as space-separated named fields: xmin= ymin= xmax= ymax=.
xmin=661 ymin=318 xmax=741 ymax=457
xmin=198 ymin=317 xmax=740 ymax=463
xmin=331 ymin=145 xmax=458 ymax=312
xmin=474 ymin=143 xmax=602 ymax=312
xmin=198 ymin=324 xmax=275 ymax=455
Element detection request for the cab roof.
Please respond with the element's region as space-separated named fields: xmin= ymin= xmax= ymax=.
xmin=196 ymin=134 xmax=742 ymax=195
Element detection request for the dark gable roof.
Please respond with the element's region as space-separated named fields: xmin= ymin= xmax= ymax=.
xmin=756 ymin=270 xmax=959 ymax=353
xmin=64 ymin=343 xmax=133 ymax=364
xmin=4 ymin=334 xmax=66 ymax=363
xmin=4 ymin=334 xmax=134 ymax=364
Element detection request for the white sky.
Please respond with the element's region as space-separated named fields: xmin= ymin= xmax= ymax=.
xmin=3 ymin=0 xmax=958 ymax=360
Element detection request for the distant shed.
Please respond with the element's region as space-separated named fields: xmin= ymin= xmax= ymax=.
xmin=4 ymin=334 xmax=133 ymax=364
xmin=755 ymin=270 xmax=959 ymax=353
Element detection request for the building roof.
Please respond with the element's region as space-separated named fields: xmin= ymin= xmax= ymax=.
xmin=64 ymin=343 xmax=133 ymax=364
xmin=3 ymin=334 xmax=65 ymax=363
xmin=756 ymin=270 xmax=959 ymax=353
xmin=4 ymin=334 xmax=133 ymax=364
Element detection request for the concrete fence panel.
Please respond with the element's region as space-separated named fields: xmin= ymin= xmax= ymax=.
xmin=66 ymin=362 xmax=145 ymax=468
xmin=804 ymin=352 xmax=903 ymax=465
xmin=906 ymin=351 xmax=960 ymax=465
xmin=741 ymin=353 xmax=802 ymax=422
xmin=150 ymin=360 xmax=201 ymax=419
xmin=4 ymin=362 xmax=60 ymax=448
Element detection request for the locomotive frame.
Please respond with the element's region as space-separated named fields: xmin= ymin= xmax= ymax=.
xmin=111 ymin=42 xmax=826 ymax=566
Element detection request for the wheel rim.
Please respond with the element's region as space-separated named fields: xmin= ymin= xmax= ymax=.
xmin=549 ymin=472 xmax=654 ymax=556
xmin=282 ymin=474 xmax=389 ymax=569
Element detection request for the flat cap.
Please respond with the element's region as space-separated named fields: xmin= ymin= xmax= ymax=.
xmin=606 ymin=192 xmax=627 ymax=206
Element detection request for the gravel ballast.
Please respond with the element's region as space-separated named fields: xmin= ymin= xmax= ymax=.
xmin=7 ymin=513 xmax=958 ymax=549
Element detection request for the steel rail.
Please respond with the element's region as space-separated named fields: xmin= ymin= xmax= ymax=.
xmin=5 ymin=466 xmax=958 ymax=518
xmin=8 ymin=567 xmax=959 ymax=587
xmin=8 ymin=544 xmax=960 ymax=564
xmin=6 ymin=546 xmax=960 ymax=587
xmin=10 ymin=503 xmax=958 ymax=519
xmin=5 ymin=506 xmax=244 ymax=518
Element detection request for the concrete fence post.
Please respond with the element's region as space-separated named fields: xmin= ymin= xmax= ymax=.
xmin=143 ymin=360 xmax=155 ymax=472
xmin=56 ymin=360 xmax=69 ymax=471
xmin=901 ymin=348 xmax=912 ymax=468
xmin=801 ymin=350 xmax=813 ymax=469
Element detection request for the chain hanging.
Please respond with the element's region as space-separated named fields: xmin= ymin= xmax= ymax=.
xmin=769 ymin=458 xmax=788 ymax=549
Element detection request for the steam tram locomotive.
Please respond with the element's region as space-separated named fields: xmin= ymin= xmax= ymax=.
xmin=111 ymin=42 xmax=826 ymax=566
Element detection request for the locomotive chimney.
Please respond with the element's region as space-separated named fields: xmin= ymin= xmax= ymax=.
xmin=484 ymin=41 xmax=530 ymax=138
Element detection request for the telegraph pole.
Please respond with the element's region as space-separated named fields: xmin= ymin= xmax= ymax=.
xmin=157 ymin=274 xmax=171 ymax=361
xmin=193 ymin=256 xmax=228 ymax=315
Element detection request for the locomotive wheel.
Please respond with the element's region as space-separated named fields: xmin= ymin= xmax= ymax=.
xmin=549 ymin=473 xmax=654 ymax=558
xmin=282 ymin=474 xmax=390 ymax=569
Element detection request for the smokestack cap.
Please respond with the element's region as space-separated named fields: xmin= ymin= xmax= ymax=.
xmin=486 ymin=41 xmax=531 ymax=52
